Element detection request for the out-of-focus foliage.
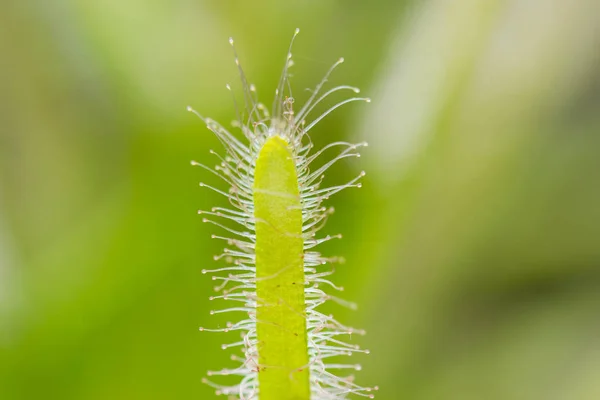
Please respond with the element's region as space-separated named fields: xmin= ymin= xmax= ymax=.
xmin=1 ymin=1 xmax=599 ymax=399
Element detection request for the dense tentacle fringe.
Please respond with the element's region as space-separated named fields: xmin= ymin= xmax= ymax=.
xmin=192 ymin=29 xmax=376 ymax=399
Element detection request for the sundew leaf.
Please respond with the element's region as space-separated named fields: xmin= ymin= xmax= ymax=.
xmin=193 ymin=29 xmax=376 ymax=399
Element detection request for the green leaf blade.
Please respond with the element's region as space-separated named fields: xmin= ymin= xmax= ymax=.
xmin=253 ymin=135 xmax=310 ymax=400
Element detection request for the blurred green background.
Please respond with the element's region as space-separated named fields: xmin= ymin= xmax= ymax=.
xmin=1 ymin=1 xmax=600 ymax=399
